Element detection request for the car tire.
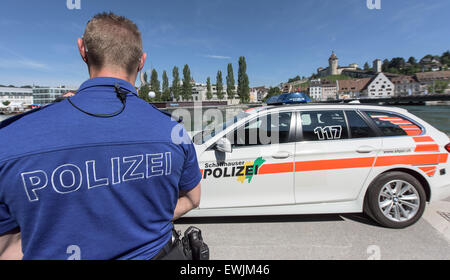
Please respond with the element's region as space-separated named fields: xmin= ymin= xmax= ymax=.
xmin=365 ymin=171 xmax=426 ymax=229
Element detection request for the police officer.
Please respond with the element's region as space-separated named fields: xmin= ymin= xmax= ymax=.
xmin=0 ymin=12 xmax=201 ymax=260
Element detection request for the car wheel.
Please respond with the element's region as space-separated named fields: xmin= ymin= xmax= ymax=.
xmin=365 ymin=171 xmax=426 ymax=229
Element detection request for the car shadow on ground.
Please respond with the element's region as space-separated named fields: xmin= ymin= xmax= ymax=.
xmin=176 ymin=213 xmax=382 ymax=227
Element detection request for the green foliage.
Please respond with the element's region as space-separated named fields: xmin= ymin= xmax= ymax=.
xmin=138 ymin=84 xmax=150 ymax=102
xmin=237 ymin=56 xmax=250 ymax=103
xmin=263 ymin=87 xmax=281 ymax=102
xmin=441 ymin=51 xmax=450 ymax=66
xmin=2 ymin=100 xmax=11 ymax=106
xmin=171 ymin=66 xmax=180 ymax=101
xmin=161 ymin=70 xmax=170 ymax=101
xmin=150 ymin=69 xmax=161 ymax=100
xmin=216 ymin=70 xmax=224 ymax=100
xmin=288 ymin=75 xmax=301 ymax=83
xmin=143 ymin=72 xmax=148 ymax=83
xmin=382 ymin=59 xmax=390 ymax=72
xmin=182 ymin=64 xmax=193 ymax=100
xmin=389 ymin=57 xmax=406 ymax=69
xmin=377 ymin=52 xmax=449 ymax=76
xmin=363 ymin=62 xmax=370 ymax=71
xmin=407 ymin=56 xmax=417 ymax=65
xmin=226 ymin=63 xmax=235 ymax=99
xmin=428 ymin=80 xmax=449 ymax=94
xmin=206 ymin=77 xmax=212 ymax=100
xmin=321 ymin=74 xmax=351 ymax=82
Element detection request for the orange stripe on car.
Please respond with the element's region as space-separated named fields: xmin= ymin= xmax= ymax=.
xmin=399 ymin=125 xmax=420 ymax=130
xmin=413 ymin=136 xmax=434 ymax=143
xmin=258 ymin=162 xmax=294 ymax=175
xmin=418 ymin=166 xmax=437 ymax=177
xmin=418 ymin=166 xmax=436 ymax=173
xmin=374 ymin=154 xmax=440 ymax=166
xmin=200 ymin=153 xmax=448 ymax=180
xmin=414 ymin=144 xmax=440 ymax=152
xmin=406 ymin=130 xmax=422 ymax=135
xmin=391 ymin=120 xmax=413 ymax=124
xmin=440 ymin=153 xmax=449 ymax=163
xmin=294 ymin=157 xmax=376 ymax=172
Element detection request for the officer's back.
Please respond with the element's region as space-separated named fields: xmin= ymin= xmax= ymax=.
xmin=0 ymin=12 xmax=201 ymax=260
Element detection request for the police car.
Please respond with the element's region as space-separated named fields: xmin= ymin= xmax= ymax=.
xmin=189 ymin=104 xmax=450 ymax=228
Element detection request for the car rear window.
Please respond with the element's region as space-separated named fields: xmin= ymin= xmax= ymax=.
xmin=345 ymin=110 xmax=377 ymax=138
xmin=364 ymin=111 xmax=423 ymax=136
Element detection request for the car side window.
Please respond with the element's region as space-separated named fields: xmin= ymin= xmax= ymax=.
xmin=300 ymin=110 xmax=349 ymax=141
xmin=230 ymin=112 xmax=292 ymax=147
xmin=365 ymin=111 xmax=423 ymax=136
xmin=345 ymin=110 xmax=377 ymax=138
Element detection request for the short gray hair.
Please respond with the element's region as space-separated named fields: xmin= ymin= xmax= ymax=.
xmin=83 ymin=12 xmax=143 ymax=74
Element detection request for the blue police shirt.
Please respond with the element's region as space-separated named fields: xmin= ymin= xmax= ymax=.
xmin=0 ymin=77 xmax=202 ymax=259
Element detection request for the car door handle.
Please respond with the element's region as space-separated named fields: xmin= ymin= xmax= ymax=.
xmin=272 ymin=151 xmax=291 ymax=159
xmin=356 ymin=146 xmax=375 ymax=153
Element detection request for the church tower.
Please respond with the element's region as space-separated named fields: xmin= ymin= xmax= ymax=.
xmin=328 ymin=51 xmax=338 ymax=75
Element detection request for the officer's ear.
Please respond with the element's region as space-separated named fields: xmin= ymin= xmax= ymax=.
xmin=138 ymin=52 xmax=147 ymax=72
xmin=77 ymin=38 xmax=88 ymax=64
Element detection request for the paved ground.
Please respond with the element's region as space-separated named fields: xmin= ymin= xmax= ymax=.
xmin=175 ymin=197 xmax=450 ymax=260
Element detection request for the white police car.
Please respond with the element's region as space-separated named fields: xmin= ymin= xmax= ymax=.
xmin=189 ymin=104 xmax=450 ymax=228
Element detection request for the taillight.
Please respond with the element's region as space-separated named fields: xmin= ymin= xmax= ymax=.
xmin=446 ymin=143 xmax=450 ymax=153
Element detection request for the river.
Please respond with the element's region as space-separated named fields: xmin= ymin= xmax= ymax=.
xmin=1 ymin=105 xmax=449 ymax=134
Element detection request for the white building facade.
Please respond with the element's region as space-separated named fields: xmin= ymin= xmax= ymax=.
xmin=363 ymin=73 xmax=395 ymax=98
xmin=309 ymin=79 xmax=322 ymax=101
xmin=191 ymin=83 xmax=240 ymax=104
xmin=0 ymin=87 xmax=34 ymax=112
xmin=33 ymin=87 xmax=78 ymax=105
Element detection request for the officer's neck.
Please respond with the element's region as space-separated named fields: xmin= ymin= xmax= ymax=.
xmin=89 ymin=67 xmax=137 ymax=86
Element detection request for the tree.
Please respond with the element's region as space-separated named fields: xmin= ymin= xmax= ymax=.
xmin=161 ymin=70 xmax=170 ymax=101
xmin=237 ymin=56 xmax=250 ymax=103
xmin=441 ymin=51 xmax=450 ymax=66
xmin=150 ymin=69 xmax=161 ymax=101
xmin=143 ymin=71 xmax=148 ymax=84
xmin=263 ymin=87 xmax=281 ymax=102
xmin=226 ymin=63 xmax=235 ymax=100
xmin=363 ymin=62 xmax=370 ymax=71
xmin=2 ymin=100 xmax=11 ymax=106
xmin=216 ymin=70 xmax=224 ymax=100
xmin=182 ymin=64 xmax=193 ymax=101
xmin=171 ymin=66 xmax=180 ymax=101
xmin=407 ymin=56 xmax=417 ymax=66
xmin=206 ymin=77 xmax=212 ymax=100
xmin=138 ymin=84 xmax=150 ymax=102
xmin=382 ymin=59 xmax=390 ymax=72
xmin=428 ymin=80 xmax=449 ymax=94
xmin=288 ymin=75 xmax=301 ymax=83
xmin=389 ymin=57 xmax=406 ymax=69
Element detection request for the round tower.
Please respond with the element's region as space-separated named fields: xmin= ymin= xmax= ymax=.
xmin=328 ymin=51 xmax=338 ymax=75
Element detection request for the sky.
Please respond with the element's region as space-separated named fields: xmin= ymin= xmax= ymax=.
xmin=0 ymin=0 xmax=449 ymax=88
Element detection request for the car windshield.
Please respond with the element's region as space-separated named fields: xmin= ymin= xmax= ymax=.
xmin=193 ymin=111 xmax=249 ymax=144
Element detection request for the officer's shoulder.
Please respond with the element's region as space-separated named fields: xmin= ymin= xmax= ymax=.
xmin=0 ymin=103 xmax=58 ymax=130
xmin=144 ymin=102 xmax=183 ymax=123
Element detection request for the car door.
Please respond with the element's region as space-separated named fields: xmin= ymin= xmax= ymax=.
xmin=294 ymin=109 xmax=382 ymax=204
xmin=198 ymin=110 xmax=297 ymax=209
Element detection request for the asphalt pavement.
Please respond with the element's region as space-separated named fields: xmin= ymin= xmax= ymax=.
xmin=175 ymin=197 xmax=450 ymax=260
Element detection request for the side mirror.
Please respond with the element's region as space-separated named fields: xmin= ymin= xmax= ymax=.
xmin=215 ymin=138 xmax=232 ymax=153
